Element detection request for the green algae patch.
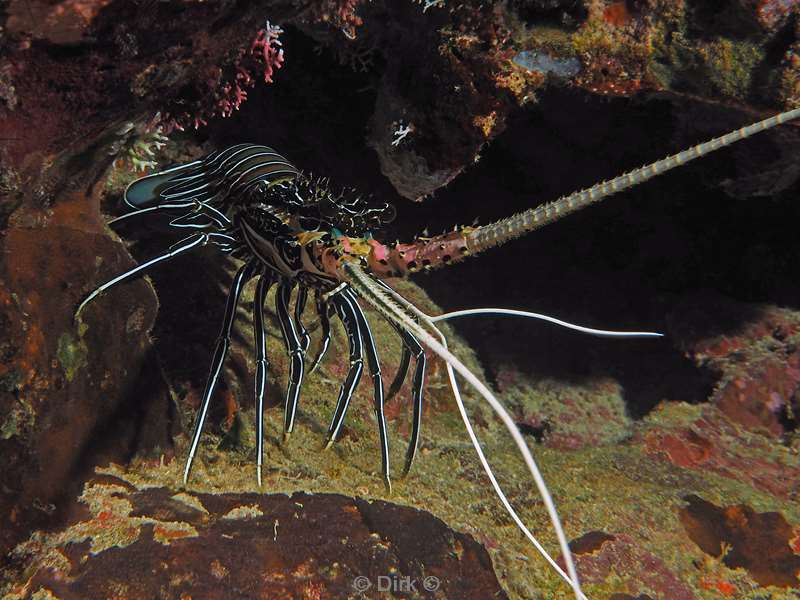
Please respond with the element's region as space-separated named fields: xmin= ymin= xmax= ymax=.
xmin=503 ymin=376 xmax=633 ymax=450
xmin=56 ymin=331 xmax=88 ymax=382
xmin=59 ymin=482 xmax=141 ymax=554
xmin=7 ymin=477 xmax=201 ymax=588
xmin=0 ymin=368 xmax=22 ymax=393
xmin=30 ymin=588 xmax=59 ymax=600
xmin=0 ymin=392 xmax=35 ymax=440
xmin=647 ymin=7 xmax=768 ymax=103
xmin=701 ymin=39 xmax=763 ymax=100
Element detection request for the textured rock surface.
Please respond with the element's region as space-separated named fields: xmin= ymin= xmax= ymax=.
xmin=6 ymin=474 xmax=506 ymax=599
xmin=2 ymin=1 xmax=800 ymax=600
xmin=0 ymin=145 xmax=173 ymax=562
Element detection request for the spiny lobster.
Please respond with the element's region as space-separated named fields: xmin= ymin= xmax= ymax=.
xmin=75 ymin=107 xmax=800 ymax=599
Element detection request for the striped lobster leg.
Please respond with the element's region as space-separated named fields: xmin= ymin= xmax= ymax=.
xmin=183 ymin=258 xmax=259 ymax=484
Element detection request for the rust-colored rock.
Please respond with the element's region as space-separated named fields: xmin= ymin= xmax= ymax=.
xmin=672 ymin=298 xmax=800 ymax=438
xmin=642 ymin=410 xmax=800 ymax=499
xmin=561 ymin=532 xmax=697 ymax=600
xmin=679 ymin=494 xmax=800 ymax=588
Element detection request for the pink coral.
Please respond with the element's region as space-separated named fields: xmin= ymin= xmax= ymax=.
xmin=159 ymin=21 xmax=284 ymax=133
xmin=250 ymin=23 xmax=284 ymax=83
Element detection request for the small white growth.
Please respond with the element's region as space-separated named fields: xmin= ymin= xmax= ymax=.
xmin=391 ymin=121 xmax=414 ymax=146
xmin=109 ymin=117 xmax=168 ymax=171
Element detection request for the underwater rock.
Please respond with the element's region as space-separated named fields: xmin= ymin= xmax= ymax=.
xmin=504 ymin=375 xmax=634 ymax=450
xmin=362 ymin=2 xmax=529 ymax=200
xmin=679 ymin=494 xmax=800 ymax=588
xmin=6 ymin=475 xmax=507 ymax=599
xmin=672 ymin=298 xmax=800 ymax=438
xmin=642 ymin=408 xmax=800 ymax=499
xmin=713 ymin=353 xmax=800 ymax=437
xmin=562 ymin=532 xmax=697 ymax=600
xmin=0 ymin=145 xmax=173 ymax=558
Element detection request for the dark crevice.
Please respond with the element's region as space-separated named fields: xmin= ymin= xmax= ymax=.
xmin=516 ymin=420 xmax=551 ymax=443
xmin=685 ymin=0 xmax=763 ymax=40
xmin=510 ymin=0 xmax=588 ymax=29
xmin=389 ymin=89 xmax=800 ymax=419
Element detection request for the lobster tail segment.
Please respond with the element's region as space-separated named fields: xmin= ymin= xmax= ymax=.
xmin=465 ymin=107 xmax=800 ymax=257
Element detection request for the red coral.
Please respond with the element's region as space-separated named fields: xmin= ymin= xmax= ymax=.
xmin=159 ymin=21 xmax=284 ymax=133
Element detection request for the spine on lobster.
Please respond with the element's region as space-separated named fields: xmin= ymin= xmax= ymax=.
xmin=364 ymin=107 xmax=800 ymax=279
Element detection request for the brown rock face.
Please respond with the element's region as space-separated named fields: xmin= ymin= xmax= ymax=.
xmin=680 ymin=494 xmax=800 ymax=588
xmin=9 ymin=477 xmax=507 ymax=600
xmin=0 ymin=177 xmax=173 ymax=559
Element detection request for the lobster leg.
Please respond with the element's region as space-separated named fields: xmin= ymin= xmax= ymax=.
xmin=253 ymin=271 xmax=275 ymax=486
xmin=395 ymin=328 xmax=426 ymax=477
xmin=344 ymin=289 xmax=391 ymax=492
xmin=324 ymin=291 xmax=364 ymax=448
xmin=383 ymin=324 xmax=426 ymax=475
xmin=309 ymin=293 xmax=332 ymax=373
xmin=75 ymin=232 xmax=209 ymax=319
xmin=386 ymin=343 xmax=411 ymax=402
xmin=294 ymin=286 xmax=311 ymax=354
xmin=275 ymin=281 xmax=305 ymax=438
xmin=184 ymin=259 xmax=257 ymax=484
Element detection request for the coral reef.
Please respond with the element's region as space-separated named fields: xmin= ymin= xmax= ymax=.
xmin=2 ymin=1 xmax=800 ymax=599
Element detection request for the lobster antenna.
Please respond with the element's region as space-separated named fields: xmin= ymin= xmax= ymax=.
xmin=342 ymin=263 xmax=585 ymax=600
xmin=432 ymin=307 xmax=663 ymax=338
xmin=364 ymin=108 xmax=800 ymax=280
xmin=467 ymin=108 xmax=800 ymax=255
xmin=376 ymin=285 xmax=590 ymax=599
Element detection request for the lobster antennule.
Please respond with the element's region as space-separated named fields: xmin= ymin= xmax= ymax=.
xmin=341 ymin=262 xmax=585 ymax=600
xmin=466 ymin=107 xmax=800 ymax=256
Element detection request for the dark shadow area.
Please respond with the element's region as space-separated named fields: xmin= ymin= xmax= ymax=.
xmin=510 ymin=0 xmax=588 ymax=29
xmin=388 ymin=89 xmax=800 ymax=418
